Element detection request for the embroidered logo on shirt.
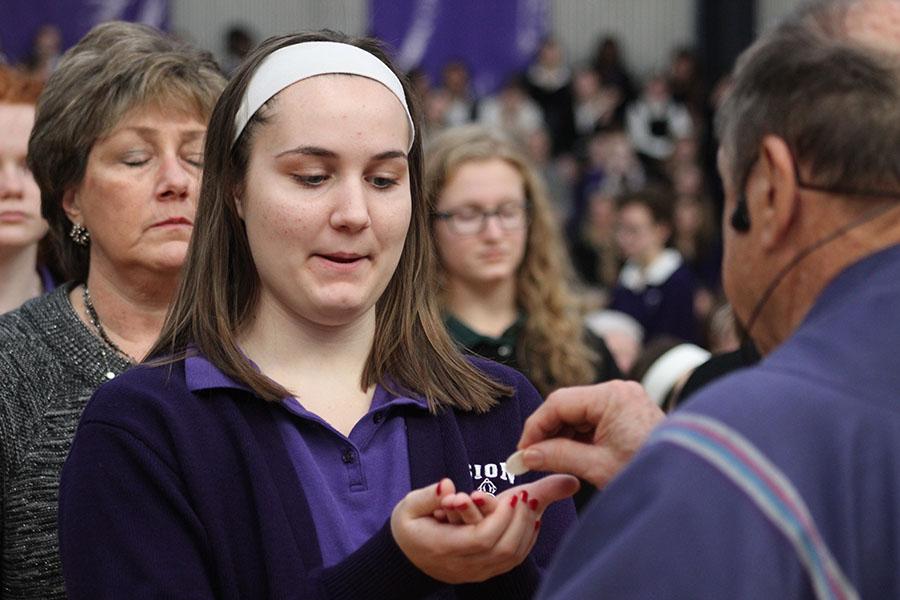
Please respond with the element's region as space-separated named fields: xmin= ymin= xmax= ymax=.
xmin=468 ymin=462 xmax=517 ymax=497
xmin=477 ymin=478 xmax=498 ymax=496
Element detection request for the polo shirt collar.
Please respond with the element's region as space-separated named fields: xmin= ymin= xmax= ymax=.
xmin=184 ymin=351 xmax=430 ymax=411
xmin=445 ymin=313 xmax=524 ymax=347
xmin=619 ymin=248 xmax=683 ymax=292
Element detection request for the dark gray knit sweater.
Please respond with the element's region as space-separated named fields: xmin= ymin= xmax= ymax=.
xmin=0 ymin=286 xmax=131 ymax=599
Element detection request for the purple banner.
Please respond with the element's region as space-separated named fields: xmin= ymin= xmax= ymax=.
xmin=1 ymin=0 xmax=169 ymax=65
xmin=369 ymin=0 xmax=549 ymax=96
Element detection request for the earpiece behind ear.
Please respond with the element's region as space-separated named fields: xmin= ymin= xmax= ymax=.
xmin=730 ymin=198 xmax=751 ymax=232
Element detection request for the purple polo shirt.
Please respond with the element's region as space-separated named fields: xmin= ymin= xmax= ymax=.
xmin=184 ymin=354 xmax=429 ymax=568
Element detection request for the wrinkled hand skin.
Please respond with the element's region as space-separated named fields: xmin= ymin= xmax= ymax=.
xmin=392 ymin=474 xmax=579 ymax=583
xmin=516 ymin=381 xmax=665 ymax=488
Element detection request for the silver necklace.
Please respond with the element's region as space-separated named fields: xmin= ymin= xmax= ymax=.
xmin=82 ymin=285 xmax=135 ymax=364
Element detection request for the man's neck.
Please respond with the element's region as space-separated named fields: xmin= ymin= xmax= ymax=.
xmin=0 ymin=244 xmax=42 ymax=314
xmin=752 ymin=209 xmax=900 ymax=354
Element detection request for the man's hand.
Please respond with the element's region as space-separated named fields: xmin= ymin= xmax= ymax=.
xmin=516 ymin=381 xmax=665 ymax=488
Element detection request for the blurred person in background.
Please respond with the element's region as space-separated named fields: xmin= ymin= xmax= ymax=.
xmin=19 ymin=24 xmax=62 ymax=82
xmin=523 ymin=126 xmax=575 ymax=223
xmin=626 ymin=74 xmax=693 ymax=181
xmin=583 ymin=308 xmax=644 ymax=375
xmin=477 ymin=75 xmax=544 ymax=141
xmin=429 ymin=125 xmax=621 ymax=399
xmin=523 ymin=37 xmax=577 ymax=156
xmin=667 ymin=46 xmax=707 ymax=120
xmin=571 ymin=66 xmax=623 ymax=141
xmin=437 ymin=59 xmax=477 ymax=127
xmin=0 ymin=66 xmax=55 ymax=314
xmin=0 ymin=22 xmax=225 ymax=598
xmin=671 ymin=162 xmax=722 ymax=319
xmin=569 ymin=180 xmax=622 ymax=296
xmin=591 ymin=35 xmax=636 ymax=105
xmin=610 ymin=188 xmax=700 ymax=344
xmin=222 ymin=24 xmax=256 ymax=76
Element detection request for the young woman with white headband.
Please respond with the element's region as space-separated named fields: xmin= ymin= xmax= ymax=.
xmin=58 ymin=31 xmax=577 ymax=598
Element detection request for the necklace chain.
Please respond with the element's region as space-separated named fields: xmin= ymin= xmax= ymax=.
xmin=82 ymin=285 xmax=135 ymax=363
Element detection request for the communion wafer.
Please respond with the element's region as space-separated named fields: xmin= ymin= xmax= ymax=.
xmin=505 ymin=450 xmax=530 ymax=476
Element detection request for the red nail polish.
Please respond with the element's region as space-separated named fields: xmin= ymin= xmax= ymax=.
xmin=455 ymin=502 xmax=468 ymax=511
xmin=473 ymin=497 xmax=486 ymax=507
xmin=534 ymin=520 xmax=541 ymax=531
xmin=436 ymin=482 xmax=442 ymax=495
xmin=510 ymin=494 xmax=519 ymax=508
xmin=529 ymin=498 xmax=538 ymax=511
xmin=521 ymin=490 xmax=529 ymax=503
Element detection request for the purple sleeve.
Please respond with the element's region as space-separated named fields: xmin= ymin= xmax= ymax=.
xmin=536 ymin=442 xmax=811 ymax=599
xmin=58 ymin=421 xmax=219 ymax=599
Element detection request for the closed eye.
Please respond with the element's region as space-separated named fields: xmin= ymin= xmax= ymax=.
xmin=292 ymin=174 xmax=329 ymax=187
xmin=368 ymin=176 xmax=399 ymax=189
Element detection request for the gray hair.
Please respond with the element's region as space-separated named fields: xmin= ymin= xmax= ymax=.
xmin=28 ymin=21 xmax=226 ymax=283
xmin=715 ymin=0 xmax=900 ymax=194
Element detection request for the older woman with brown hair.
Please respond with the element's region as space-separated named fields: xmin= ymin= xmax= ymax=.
xmin=0 ymin=22 xmax=224 ymax=598
xmin=57 ymin=29 xmax=577 ymax=598
xmin=0 ymin=66 xmax=54 ymax=313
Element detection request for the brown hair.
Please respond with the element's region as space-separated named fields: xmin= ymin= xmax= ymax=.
xmin=426 ymin=125 xmax=601 ymax=396
xmin=0 ymin=66 xmax=43 ymax=104
xmin=716 ymin=0 xmax=900 ymax=195
xmin=149 ymin=31 xmax=507 ymax=413
xmin=617 ymin=187 xmax=675 ymax=230
xmin=27 ymin=21 xmax=225 ymax=283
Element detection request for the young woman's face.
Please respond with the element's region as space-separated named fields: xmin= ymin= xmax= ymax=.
xmin=239 ymin=74 xmax=412 ymax=327
xmin=0 ymin=103 xmax=46 ymax=252
xmin=434 ymin=158 xmax=528 ymax=290
xmin=64 ymin=104 xmax=206 ymax=278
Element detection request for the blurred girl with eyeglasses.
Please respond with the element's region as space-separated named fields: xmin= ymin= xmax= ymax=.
xmin=428 ymin=126 xmax=621 ymax=476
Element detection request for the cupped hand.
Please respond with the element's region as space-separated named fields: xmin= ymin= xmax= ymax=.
xmin=393 ymin=474 xmax=579 ymax=583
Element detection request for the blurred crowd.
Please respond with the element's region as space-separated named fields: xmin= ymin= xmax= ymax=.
xmin=2 ymin=22 xmax=743 ymax=408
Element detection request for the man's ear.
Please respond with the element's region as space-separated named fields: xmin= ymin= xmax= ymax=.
xmin=61 ymin=187 xmax=82 ymax=225
xmin=749 ymin=135 xmax=799 ymax=250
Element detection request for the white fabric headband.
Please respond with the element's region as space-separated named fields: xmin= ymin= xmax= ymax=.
xmin=233 ymin=41 xmax=415 ymax=150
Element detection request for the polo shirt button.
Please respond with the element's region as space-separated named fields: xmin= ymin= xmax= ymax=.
xmin=498 ymin=345 xmax=512 ymax=357
xmin=341 ymin=449 xmax=355 ymax=464
xmin=373 ymin=411 xmax=384 ymax=424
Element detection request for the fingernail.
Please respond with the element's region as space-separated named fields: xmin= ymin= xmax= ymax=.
xmin=534 ymin=520 xmax=541 ymax=531
xmin=523 ymin=449 xmax=543 ymax=469
xmin=436 ymin=482 xmax=442 ymax=495
xmin=455 ymin=503 xmax=468 ymax=511
xmin=521 ymin=490 xmax=529 ymax=503
xmin=510 ymin=494 xmax=519 ymax=508
xmin=529 ymin=498 xmax=538 ymax=511
xmin=473 ymin=497 xmax=486 ymax=507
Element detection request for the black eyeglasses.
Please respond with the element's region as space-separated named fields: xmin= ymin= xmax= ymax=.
xmin=433 ymin=202 xmax=528 ymax=235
